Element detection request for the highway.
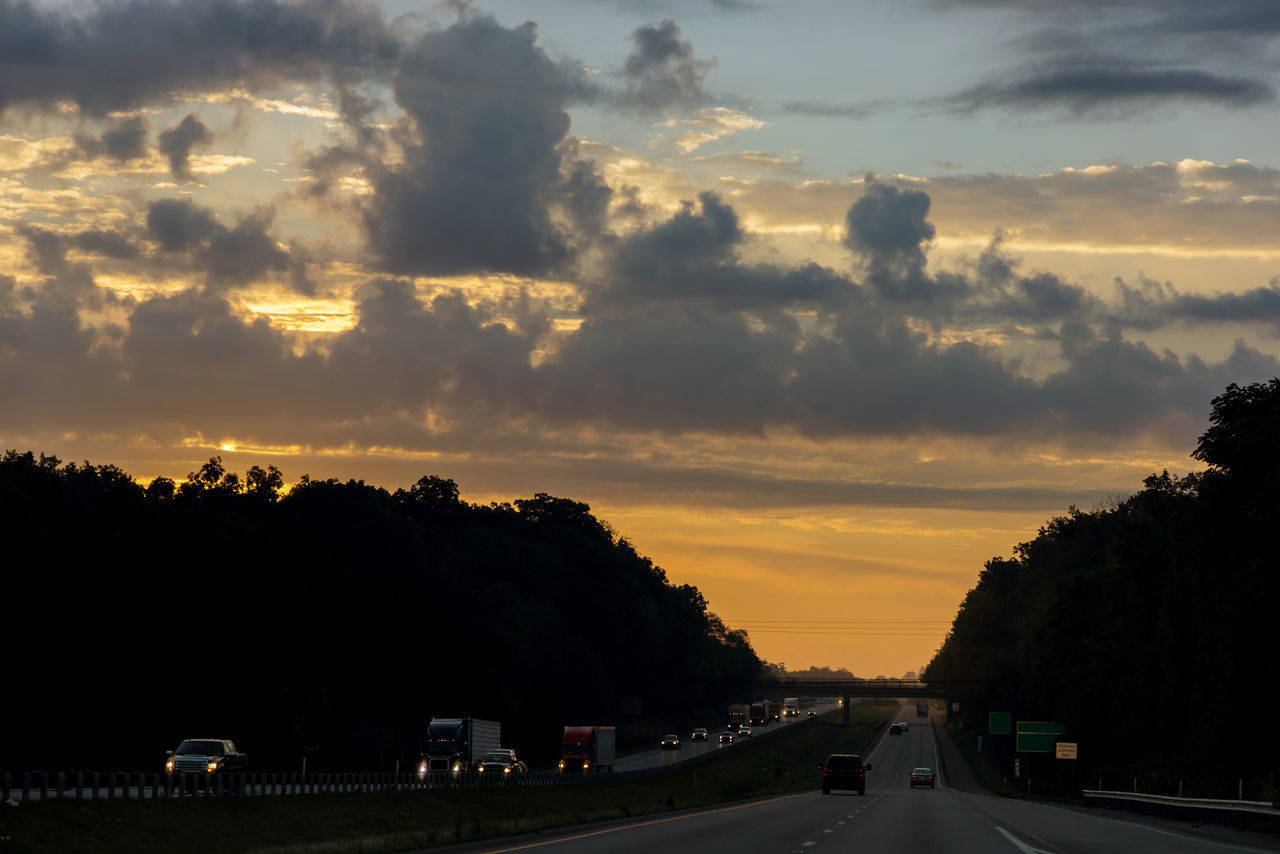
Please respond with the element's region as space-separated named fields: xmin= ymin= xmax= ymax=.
xmin=610 ymin=702 xmax=839 ymax=773
xmin=433 ymin=703 xmax=1280 ymax=854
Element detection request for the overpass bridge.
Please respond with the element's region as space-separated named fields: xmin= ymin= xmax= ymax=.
xmin=747 ymin=679 xmax=970 ymax=724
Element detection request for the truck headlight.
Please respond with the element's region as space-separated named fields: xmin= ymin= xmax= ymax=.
xmin=417 ymin=762 xmax=427 ymax=778
xmin=503 ymin=766 xmax=510 ymax=774
xmin=165 ymin=758 xmax=174 ymax=773
xmin=582 ymin=761 xmax=589 ymax=771
xmin=557 ymin=760 xmax=565 ymax=770
xmin=451 ymin=762 xmax=461 ymax=773
xmin=207 ymin=761 xmax=218 ymax=772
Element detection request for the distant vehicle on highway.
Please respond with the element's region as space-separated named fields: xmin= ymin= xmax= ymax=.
xmin=737 ymin=724 xmax=753 ymax=738
xmin=916 ymin=699 xmax=928 ymax=717
xmin=911 ymin=767 xmax=936 ymax=788
xmin=691 ymin=727 xmax=708 ymax=741
xmin=807 ymin=708 xmax=817 ymax=718
xmin=820 ymin=753 xmax=871 ymax=795
xmin=559 ymin=725 xmax=616 ymax=772
xmin=728 ymin=704 xmax=748 ymax=731
xmin=890 ymin=722 xmax=908 ymax=735
xmin=783 ymin=697 xmax=799 ymax=717
xmin=164 ymin=739 xmax=247 ymax=775
xmin=478 ymin=749 xmax=527 ymax=778
xmin=718 ymin=731 xmax=734 ymax=744
xmin=660 ymin=734 xmax=681 ymax=750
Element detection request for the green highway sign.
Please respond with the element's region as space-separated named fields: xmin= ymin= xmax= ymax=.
xmin=989 ymin=712 xmax=1012 ymax=735
xmin=1016 ymin=721 xmax=1065 ymax=752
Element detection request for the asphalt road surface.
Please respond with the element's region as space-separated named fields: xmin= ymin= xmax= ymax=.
xmin=611 ymin=702 xmax=839 ymax=773
xmin=433 ymin=704 xmax=1280 ymax=854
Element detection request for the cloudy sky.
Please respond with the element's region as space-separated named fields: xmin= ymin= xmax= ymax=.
xmin=4 ymin=0 xmax=1280 ymax=676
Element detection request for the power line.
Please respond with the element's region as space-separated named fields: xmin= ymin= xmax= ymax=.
xmin=731 ymin=619 xmax=949 ymax=625
xmin=738 ymin=629 xmax=944 ymax=636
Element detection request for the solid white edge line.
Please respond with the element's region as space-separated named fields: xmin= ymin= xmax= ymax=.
xmin=996 ymin=826 xmax=1055 ymax=854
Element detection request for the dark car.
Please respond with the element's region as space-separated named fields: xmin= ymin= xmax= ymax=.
xmin=478 ymin=749 xmax=527 ymax=778
xmin=807 ymin=709 xmax=817 ymax=718
xmin=164 ymin=739 xmax=247 ymax=774
xmin=718 ymin=731 xmax=734 ymax=744
xmin=691 ymin=727 xmax=708 ymax=741
xmin=820 ymin=753 xmax=871 ymax=795
xmin=660 ymin=734 xmax=681 ymax=750
xmin=889 ymin=722 xmax=905 ymax=735
xmin=911 ymin=767 xmax=936 ymax=788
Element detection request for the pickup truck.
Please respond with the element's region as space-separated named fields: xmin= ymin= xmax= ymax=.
xmin=164 ymin=739 xmax=248 ymax=774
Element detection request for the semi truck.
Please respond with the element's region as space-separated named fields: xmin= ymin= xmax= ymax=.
xmin=419 ymin=717 xmax=501 ymax=775
xmin=727 ymin=704 xmax=748 ymax=731
xmin=559 ymin=725 xmax=616 ymax=772
xmin=749 ymin=701 xmax=767 ymax=726
xmin=782 ymin=697 xmax=799 ymax=718
xmin=767 ymin=700 xmax=781 ymax=722
xmin=916 ymin=699 xmax=928 ymax=717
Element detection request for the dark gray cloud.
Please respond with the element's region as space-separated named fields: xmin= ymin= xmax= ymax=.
xmin=102 ymin=115 xmax=149 ymax=160
xmin=931 ymin=0 xmax=1279 ymax=116
xmin=781 ymin=100 xmax=876 ymax=119
xmin=590 ymin=192 xmax=850 ymax=313
xmin=73 ymin=114 xmax=149 ymax=161
xmin=1038 ymin=321 xmax=1278 ymax=438
xmin=935 ymin=0 xmax=1280 ymax=37
xmin=950 ymin=64 xmax=1274 ymax=115
xmin=1108 ymin=274 xmax=1280 ymax=329
xmin=146 ymin=198 xmax=220 ymax=252
xmin=618 ymin=19 xmax=714 ymax=114
xmin=145 ymin=198 xmax=289 ymax=289
xmin=0 ymin=0 xmax=399 ymax=118
xmin=70 ymin=229 xmax=141 ymax=260
xmin=157 ymin=113 xmax=213 ymax=180
xmin=16 ymin=226 xmax=113 ymax=314
xmin=359 ymin=13 xmax=609 ymax=277
xmin=325 ymin=278 xmax=540 ymax=419
xmin=538 ymin=303 xmax=794 ymax=435
xmin=197 ymin=207 xmax=289 ymax=287
xmin=843 ymin=181 xmax=966 ymax=303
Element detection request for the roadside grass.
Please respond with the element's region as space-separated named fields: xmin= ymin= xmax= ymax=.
xmin=0 ymin=703 xmax=892 ymax=854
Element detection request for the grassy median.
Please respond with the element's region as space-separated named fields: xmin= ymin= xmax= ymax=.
xmin=0 ymin=704 xmax=892 ymax=854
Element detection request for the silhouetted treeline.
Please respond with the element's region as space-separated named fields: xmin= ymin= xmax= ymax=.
xmin=762 ymin=663 xmax=918 ymax=681
xmin=923 ymin=379 xmax=1280 ymax=798
xmin=2 ymin=457 xmax=760 ymax=772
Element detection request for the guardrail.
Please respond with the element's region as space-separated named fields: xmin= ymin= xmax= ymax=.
xmin=1082 ymin=788 xmax=1279 ymax=830
xmin=1 ymin=768 xmax=643 ymax=802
